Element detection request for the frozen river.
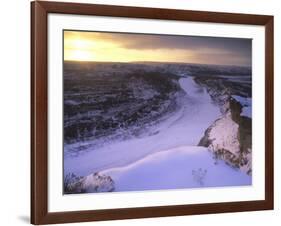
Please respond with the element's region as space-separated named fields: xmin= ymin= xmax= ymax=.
xmin=64 ymin=76 xmax=221 ymax=176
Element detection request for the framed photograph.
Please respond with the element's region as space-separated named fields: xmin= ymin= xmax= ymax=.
xmin=31 ymin=1 xmax=274 ymax=224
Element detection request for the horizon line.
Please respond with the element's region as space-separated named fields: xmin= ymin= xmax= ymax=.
xmin=64 ymin=60 xmax=251 ymax=68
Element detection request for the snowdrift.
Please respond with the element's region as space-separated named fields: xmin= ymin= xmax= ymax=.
xmin=66 ymin=146 xmax=251 ymax=193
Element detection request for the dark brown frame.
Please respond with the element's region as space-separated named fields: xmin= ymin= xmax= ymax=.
xmin=31 ymin=1 xmax=274 ymax=224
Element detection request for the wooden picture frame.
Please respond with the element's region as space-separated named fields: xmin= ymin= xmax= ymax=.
xmin=31 ymin=1 xmax=274 ymax=224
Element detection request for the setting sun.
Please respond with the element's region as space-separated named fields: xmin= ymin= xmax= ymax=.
xmin=67 ymin=49 xmax=94 ymax=61
xmin=63 ymin=30 xmax=251 ymax=66
xmin=63 ymin=30 xmax=195 ymax=63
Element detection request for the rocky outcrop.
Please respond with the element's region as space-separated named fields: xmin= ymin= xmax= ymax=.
xmin=64 ymin=172 xmax=115 ymax=194
xmin=198 ymin=97 xmax=252 ymax=175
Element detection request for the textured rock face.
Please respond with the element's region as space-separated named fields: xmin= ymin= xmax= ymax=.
xmin=64 ymin=172 xmax=115 ymax=194
xmin=198 ymin=97 xmax=252 ymax=175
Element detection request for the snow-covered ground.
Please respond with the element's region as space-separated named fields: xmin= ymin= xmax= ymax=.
xmin=64 ymin=75 xmax=251 ymax=192
xmin=102 ymin=146 xmax=251 ymax=192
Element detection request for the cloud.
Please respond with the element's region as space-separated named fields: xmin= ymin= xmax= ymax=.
xmin=64 ymin=30 xmax=252 ymax=66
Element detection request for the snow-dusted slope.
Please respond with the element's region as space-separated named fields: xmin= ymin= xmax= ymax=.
xmin=207 ymin=111 xmax=240 ymax=156
xmin=103 ymin=146 xmax=251 ymax=191
xmin=198 ymin=97 xmax=252 ymax=174
xmin=65 ymin=146 xmax=251 ymax=193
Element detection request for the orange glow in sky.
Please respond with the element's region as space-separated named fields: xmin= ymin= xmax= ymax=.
xmin=64 ymin=30 xmax=251 ymax=66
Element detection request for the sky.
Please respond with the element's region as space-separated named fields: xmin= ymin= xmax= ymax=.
xmin=64 ymin=30 xmax=252 ymax=66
